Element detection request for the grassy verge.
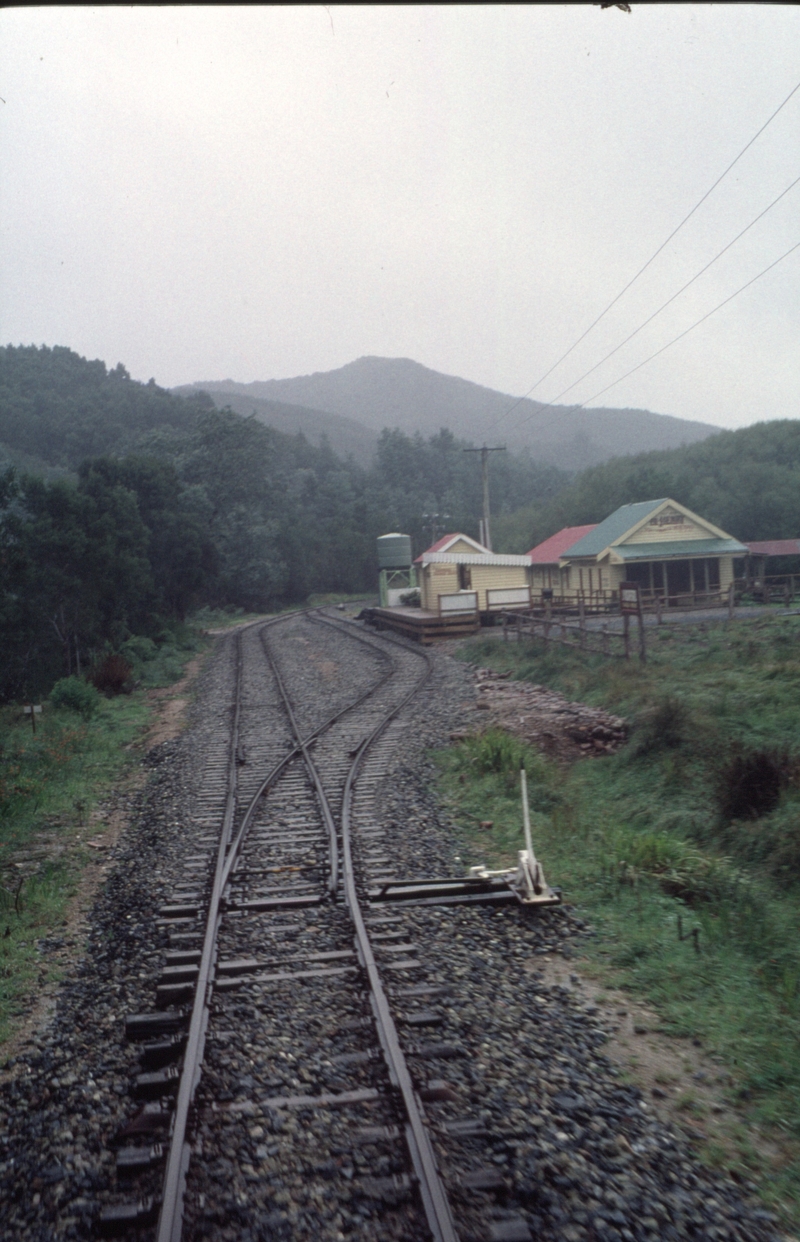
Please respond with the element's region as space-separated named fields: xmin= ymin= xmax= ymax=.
xmin=436 ymin=615 xmax=800 ymax=1223
xmin=0 ymin=623 xmax=206 ymax=1046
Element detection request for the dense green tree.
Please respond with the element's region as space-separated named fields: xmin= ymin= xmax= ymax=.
xmin=0 ymin=343 xmax=212 ymax=469
xmin=0 ymin=469 xmax=153 ymax=699
xmin=500 ymin=420 xmax=800 ymax=555
xmin=77 ymin=457 xmax=216 ymax=619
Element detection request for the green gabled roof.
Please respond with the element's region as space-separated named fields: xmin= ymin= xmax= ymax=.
xmin=563 ymin=500 xmax=667 ymax=557
xmin=613 ymin=538 xmax=748 ymax=561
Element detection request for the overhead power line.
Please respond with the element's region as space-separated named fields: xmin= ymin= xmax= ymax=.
xmin=507 ymin=172 xmax=800 ymax=421
xmin=576 ymin=238 xmax=800 ymax=409
xmin=491 ymin=76 xmax=800 ymax=429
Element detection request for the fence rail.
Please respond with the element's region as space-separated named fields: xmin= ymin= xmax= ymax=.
xmin=501 ymin=610 xmax=630 ymax=659
xmin=528 ymin=586 xmax=740 ymax=618
xmin=734 ymin=575 xmax=800 ymax=605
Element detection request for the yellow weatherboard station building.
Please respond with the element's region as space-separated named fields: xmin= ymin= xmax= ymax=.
xmin=557 ymin=498 xmax=747 ymax=604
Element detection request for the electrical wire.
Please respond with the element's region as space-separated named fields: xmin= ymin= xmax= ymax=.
xmin=505 ymin=172 xmax=800 ymax=425
xmin=576 ymin=238 xmax=800 ymax=409
xmin=490 ymin=76 xmax=800 ymax=429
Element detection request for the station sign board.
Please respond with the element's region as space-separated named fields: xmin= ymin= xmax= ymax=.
xmin=619 ymin=582 xmax=642 ymax=615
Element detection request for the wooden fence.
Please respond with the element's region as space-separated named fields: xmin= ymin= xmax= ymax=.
xmin=501 ymin=609 xmax=631 ymax=659
xmin=733 ymin=575 xmax=800 ymax=605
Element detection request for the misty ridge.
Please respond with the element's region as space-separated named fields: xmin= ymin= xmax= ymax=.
xmin=3 ymin=341 xmax=800 ymax=705
xmin=176 ymin=355 xmax=719 ymax=472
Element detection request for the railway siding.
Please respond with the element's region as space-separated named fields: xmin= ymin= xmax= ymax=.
xmin=0 ymin=612 xmax=786 ymax=1242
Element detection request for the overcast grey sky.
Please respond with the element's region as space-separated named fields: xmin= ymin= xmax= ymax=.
xmin=1 ymin=5 xmax=798 ymax=431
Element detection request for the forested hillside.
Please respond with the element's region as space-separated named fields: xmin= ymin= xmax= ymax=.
xmin=0 ymin=344 xmax=211 ymax=470
xmin=6 ymin=343 xmax=798 ymax=704
xmin=0 ymin=345 xmax=564 ymax=700
xmin=494 ymin=420 xmax=800 ymax=553
xmin=173 ymin=381 xmax=378 ymax=466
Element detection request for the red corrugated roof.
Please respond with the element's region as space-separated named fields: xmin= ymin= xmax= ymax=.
xmin=422 ymin=533 xmax=461 ymax=555
xmin=745 ymin=540 xmax=800 ymax=557
xmin=527 ymin=524 xmax=598 ymax=564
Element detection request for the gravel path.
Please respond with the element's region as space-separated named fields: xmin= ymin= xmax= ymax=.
xmin=0 ymin=615 xmax=786 ymax=1241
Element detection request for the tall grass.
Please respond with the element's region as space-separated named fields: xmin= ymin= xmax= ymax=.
xmin=0 ymin=626 xmax=207 ymax=1045
xmin=438 ymin=614 xmax=800 ymax=1220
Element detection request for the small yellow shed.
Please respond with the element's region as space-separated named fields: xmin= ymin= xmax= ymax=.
xmin=415 ymin=533 xmax=531 ymax=614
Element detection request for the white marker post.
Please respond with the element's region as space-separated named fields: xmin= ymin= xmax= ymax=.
xmin=520 ymin=766 xmax=536 ymax=900
xmin=23 ymin=704 xmax=42 ymax=735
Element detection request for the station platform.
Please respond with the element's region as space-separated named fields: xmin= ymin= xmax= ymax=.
xmin=365 ymin=606 xmax=480 ymax=644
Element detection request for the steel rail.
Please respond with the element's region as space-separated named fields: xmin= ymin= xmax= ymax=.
xmin=156 ymin=626 xmax=244 ymax=1242
xmin=268 ymin=617 xmax=459 ymax=1241
xmin=338 ymin=641 xmax=460 ymax=1242
xmin=154 ymin=612 xmax=398 ymax=1242
xmin=259 ymin=641 xmax=341 ymax=899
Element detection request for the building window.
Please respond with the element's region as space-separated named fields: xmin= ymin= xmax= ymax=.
xmin=458 ymin=564 xmax=472 ymax=590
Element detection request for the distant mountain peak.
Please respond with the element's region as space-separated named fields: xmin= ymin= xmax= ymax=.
xmin=179 ymin=356 xmax=719 ymax=472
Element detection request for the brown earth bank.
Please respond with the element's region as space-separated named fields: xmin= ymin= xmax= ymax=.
xmin=470 ymin=664 xmax=628 ymax=762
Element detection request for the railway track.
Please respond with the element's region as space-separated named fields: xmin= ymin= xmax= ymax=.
xmin=102 ymin=609 xmax=532 ymax=1241
xmin=1 ymin=607 xmax=787 ymax=1242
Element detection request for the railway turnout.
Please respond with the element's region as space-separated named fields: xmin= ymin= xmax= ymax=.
xmin=0 ymin=606 xmax=787 ymax=1242
xmin=101 ymin=610 xmax=534 ymax=1241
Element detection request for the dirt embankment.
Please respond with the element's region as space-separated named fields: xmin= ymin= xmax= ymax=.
xmin=472 ymin=666 xmax=627 ymax=762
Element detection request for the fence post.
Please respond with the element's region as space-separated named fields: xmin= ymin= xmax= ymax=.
xmin=602 ymin=624 xmax=609 ymax=656
xmin=579 ymin=594 xmax=586 ymax=649
xmin=655 ymin=594 xmax=663 ymax=626
xmin=503 ymin=612 xmax=508 ymax=642
xmin=728 ymin=581 xmax=735 ymax=621
xmin=623 ymin=612 xmax=631 ymax=660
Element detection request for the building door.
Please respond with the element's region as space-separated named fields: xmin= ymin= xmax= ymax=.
xmin=458 ymin=564 xmax=472 ymax=590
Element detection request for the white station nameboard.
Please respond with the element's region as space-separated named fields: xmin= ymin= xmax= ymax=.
xmin=486 ymin=586 xmax=531 ymax=612
xmin=438 ymin=591 xmax=478 ymax=616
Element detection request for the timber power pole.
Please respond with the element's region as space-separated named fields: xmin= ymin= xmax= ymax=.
xmin=463 ymin=445 xmax=506 ymax=551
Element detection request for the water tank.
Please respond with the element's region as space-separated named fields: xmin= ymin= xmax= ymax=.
xmin=377 ymin=533 xmax=412 ymax=569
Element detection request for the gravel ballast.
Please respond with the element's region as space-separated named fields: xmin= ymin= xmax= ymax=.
xmin=0 ymin=614 xmax=785 ymax=1241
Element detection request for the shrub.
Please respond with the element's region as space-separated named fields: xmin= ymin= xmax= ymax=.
xmin=120 ymin=635 xmax=157 ymax=664
xmin=629 ymin=695 xmax=689 ymax=756
xmin=460 ymin=728 xmax=533 ymax=776
xmin=50 ymin=676 xmax=100 ymax=719
xmin=718 ymin=750 xmax=788 ymax=822
xmin=90 ymin=653 xmax=134 ymax=695
xmin=453 ymin=728 xmax=558 ymax=805
xmin=614 ymin=830 xmax=743 ymax=905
